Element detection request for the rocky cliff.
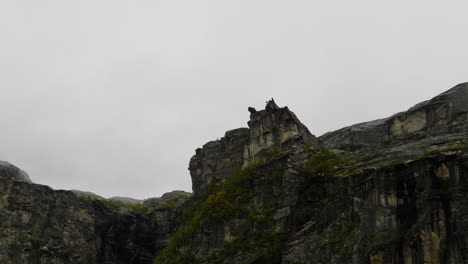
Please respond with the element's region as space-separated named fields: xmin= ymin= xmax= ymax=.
xmin=189 ymin=99 xmax=320 ymax=195
xmin=0 ymin=176 xmax=190 ymax=264
xmin=1 ymin=83 xmax=467 ymax=264
xmin=321 ymin=83 xmax=468 ymax=151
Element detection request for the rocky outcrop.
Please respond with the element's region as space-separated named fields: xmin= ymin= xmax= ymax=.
xmin=144 ymin=191 xmax=192 ymax=252
xmin=70 ymin=190 xmax=106 ymax=200
xmin=109 ymin=197 xmax=144 ymax=205
xmin=243 ymin=99 xmax=321 ymax=165
xmin=189 ymin=128 xmax=250 ymax=194
xmin=282 ymin=153 xmax=468 ymax=264
xmin=189 ymin=99 xmax=320 ymax=194
xmin=156 ymin=84 xmax=468 ymax=264
xmin=0 ymin=177 xmax=190 ymax=264
xmin=320 ymin=82 xmax=468 ymax=151
xmin=0 ymin=160 xmax=32 ymax=183
xmin=1 ymin=83 xmax=467 ymax=264
xmin=0 ymin=179 xmax=149 ymax=263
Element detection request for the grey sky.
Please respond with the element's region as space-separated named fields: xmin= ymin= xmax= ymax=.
xmin=1 ymin=1 xmax=467 ymax=199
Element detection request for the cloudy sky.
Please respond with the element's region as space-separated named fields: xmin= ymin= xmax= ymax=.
xmin=1 ymin=1 xmax=467 ymax=199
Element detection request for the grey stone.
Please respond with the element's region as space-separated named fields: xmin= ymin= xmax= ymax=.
xmin=320 ymin=82 xmax=468 ymax=151
xmin=0 ymin=161 xmax=32 ymax=183
xmin=1 ymin=83 xmax=468 ymax=264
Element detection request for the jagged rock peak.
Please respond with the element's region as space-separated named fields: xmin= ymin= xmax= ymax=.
xmin=265 ymin=98 xmax=280 ymax=112
xmin=189 ymin=100 xmax=320 ymax=194
xmin=243 ymin=99 xmax=320 ymax=165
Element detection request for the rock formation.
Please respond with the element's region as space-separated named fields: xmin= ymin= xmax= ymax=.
xmin=0 ymin=179 xmax=190 ymax=264
xmin=161 ymin=84 xmax=468 ymax=264
xmin=0 ymin=160 xmax=32 ymax=183
xmin=189 ymin=128 xmax=250 ymax=194
xmin=189 ymin=99 xmax=320 ymax=194
xmin=243 ymin=99 xmax=321 ymax=165
xmin=321 ymin=82 xmax=468 ymax=151
xmin=0 ymin=83 xmax=467 ymax=264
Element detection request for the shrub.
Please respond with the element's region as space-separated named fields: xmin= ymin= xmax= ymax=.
xmin=299 ymin=149 xmax=354 ymax=181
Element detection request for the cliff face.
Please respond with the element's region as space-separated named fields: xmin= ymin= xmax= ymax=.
xmin=321 ymin=83 xmax=468 ymax=151
xmin=189 ymin=128 xmax=250 ymax=194
xmin=0 ymin=177 xmax=190 ymax=264
xmin=157 ymin=85 xmax=468 ymax=264
xmin=282 ymin=154 xmax=468 ymax=264
xmin=1 ymin=84 xmax=467 ymax=264
xmin=189 ymin=100 xmax=320 ymax=195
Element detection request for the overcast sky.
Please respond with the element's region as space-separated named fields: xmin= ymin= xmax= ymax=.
xmin=1 ymin=1 xmax=467 ymax=199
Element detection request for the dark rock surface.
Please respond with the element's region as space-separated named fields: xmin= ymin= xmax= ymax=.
xmin=70 ymin=190 xmax=106 ymax=200
xmin=189 ymin=128 xmax=250 ymax=194
xmin=0 ymin=160 xmax=32 ymax=183
xmin=282 ymin=153 xmax=468 ymax=264
xmin=244 ymin=99 xmax=321 ymax=164
xmin=0 ymin=178 xmax=190 ymax=264
xmin=156 ymin=85 xmax=468 ymax=264
xmin=189 ymin=99 xmax=321 ymax=195
xmin=1 ymin=83 xmax=467 ymax=264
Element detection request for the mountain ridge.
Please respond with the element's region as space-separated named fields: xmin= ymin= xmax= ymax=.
xmin=0 ymin=83 xmax=467 ymax=264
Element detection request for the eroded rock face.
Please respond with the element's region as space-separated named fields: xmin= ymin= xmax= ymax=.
xmin=0 ymin=179 xmax=144 ymax=263
xmin=189 ymin=128 xmax=250 ymax=194
xmin=0 ymin=161 xmax=32 ymax=184
xmin=0 ymin=178 xmax=189 ymax=264
xmin=189 ymin=99 xmax=320 ymax=194
xmin=160 ymin=85 xmax=468 ymax=264
xmin=243 ymin=99 xmax=321 ymax=165
xmin=320 ymin=82 xmax=468 ymax=151
xmin=282 ymin=154 xmax=468 ymax=264
xmin=1 ymin=84 xmax=468 ymax=264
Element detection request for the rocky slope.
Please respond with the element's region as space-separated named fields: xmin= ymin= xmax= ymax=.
xmin=0 ymin=83 xmax=467 ymax=264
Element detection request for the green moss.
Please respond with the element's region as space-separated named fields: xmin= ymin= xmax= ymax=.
xmin=77 ymin=197 xmax=149 ymax=214
xmin=154 ymin=150 xmax=287 ymax=264
xmin=298 ymin=149 xmax=353 ymax=188
xmin=100 ymin=200 xmax=149 ymax=214
xmin=418 ymin=148 xmax=437 ymax=159
xmin=154 ymin=160 xmax=263 ymax=263
xmin=447 ymin=140 xmax=468 ymax=149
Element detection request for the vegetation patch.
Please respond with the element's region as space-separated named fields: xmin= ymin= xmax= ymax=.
xmin=77 ymin=196 xmax=149 ymax=214
xmin=302 ymin=149 xmax=353 ymax=178
xmin=154 ymin=150 xmax=287 ymax=264
xmin=99 ymin=200 xmax=149 ymax=214
xmin=206 ymin=231 xmax=285 ymax=264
